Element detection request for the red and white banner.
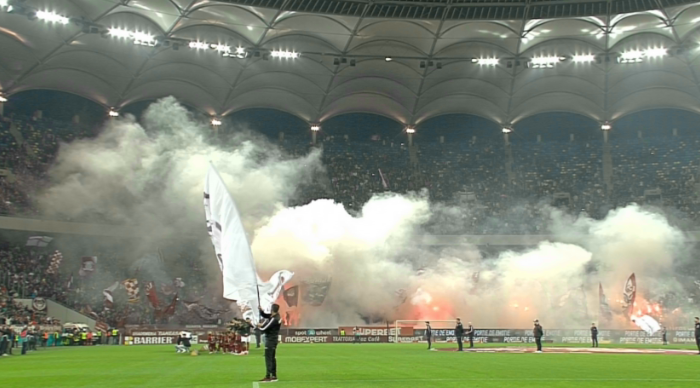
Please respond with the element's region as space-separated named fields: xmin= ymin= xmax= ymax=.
xmin=122 ymin=279 xmax=140 ymax=303
xmin=145 ymin=281 xmax=159 ymax=309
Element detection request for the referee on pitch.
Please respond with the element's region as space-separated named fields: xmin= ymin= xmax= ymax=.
xmin=455 ymin=318 xmax=464 ymax=352
xmin=425 ymin=322 xmax=432 ymax=350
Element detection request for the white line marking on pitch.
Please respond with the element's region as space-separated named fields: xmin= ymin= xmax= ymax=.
xmin=268 ymin=378 xmax=700 ymax=384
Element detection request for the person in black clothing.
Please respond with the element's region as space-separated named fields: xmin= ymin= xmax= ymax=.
xmin=425 ymin=322 xmax=432 ymax=350
xmin=254 ymin=327 xmax=261 ymax=348
xmin=466 ymin=322 xmax=475 ymax=349
xmin=533 ymin=320 xmax=544 ymax=353
xmin=661 ymin=326 xmax=667 ymax=346
xmin=455 ymin=318 xmax=464 ymax=352
xmin=258 ymin=304 xmax=282 ymax=383
xmin=175 ymin=331 xmax=191 ymax=353
xmin=695 ymin=317 xmax=700 ymax=354
xmin=591 ymin=323 xmax=598 ymax=348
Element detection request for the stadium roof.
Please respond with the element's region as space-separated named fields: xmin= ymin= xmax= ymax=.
xmin=1 ymin=0 xmax=700 ymax=126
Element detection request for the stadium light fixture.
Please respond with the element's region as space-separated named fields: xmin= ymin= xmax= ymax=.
xmin=211 ymin=118 xmax=222 ymax=127
xmin=0 ymin=0 xmax=7 ymax=7
xmin=36 ymin=11 xmax=69 ymax=24
xmin=405 ymin=127 xmax=416 ymax=134
xmin=108 ymin=28 xmax=131 ymax=39
xmin=385 ymin=57 xmax=393 ymax=62
xmin=502 ymin=127 xmax=513 ymax=134
xmin=108 ymin=109 xmax=119 ymax=117
xmin=0 ymin=94 xmax=7 ymax=103
xmin=644 ymin=47 xmax=667 ymax=58
xmin=310 ymin=124 xmax=321 ymax=132
xmin=601 ymin=122 xmax=611 ymax=131
xmin=573 ymin=54 xmax=595 ymax=63
xmin=529 ymin=56 xmax=563 ymax=69
xmin=474 ymin=58 xmax=499 ymax=66
xmin=108 ymin=28 xmax=155 ymax=46
xmin=189 ymin=41 xmax=208 ymax=50
xmin=132 ymin=32 xmax=155 ymax=46
xmin=618 ymin=50 xmax=644 ymax=64
xmin=271 ymin=50 xmax=299 ymax=59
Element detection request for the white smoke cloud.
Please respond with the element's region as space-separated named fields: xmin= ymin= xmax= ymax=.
xmin=36 ymin=97 xmax=695 ymax=329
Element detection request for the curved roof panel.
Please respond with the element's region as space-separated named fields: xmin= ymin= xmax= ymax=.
xmin=0 ymin=0 xmax=700 ymax=126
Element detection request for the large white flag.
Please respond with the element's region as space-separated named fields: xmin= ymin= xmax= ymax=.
xmin=204 ymin=164 xmax=261 ymax=322
xmin=258 ymin=270 xmax=294 ymax=313
xmin=633 ymin=315 xmax=661 ymax=335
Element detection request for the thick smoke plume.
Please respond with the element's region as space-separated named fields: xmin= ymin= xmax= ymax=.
xmin=37 ymin=98 xmax=697 ymax=329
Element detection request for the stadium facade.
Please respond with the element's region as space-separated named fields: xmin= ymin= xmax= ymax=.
xmin=1 ymin=0 xmax=700 ymax=127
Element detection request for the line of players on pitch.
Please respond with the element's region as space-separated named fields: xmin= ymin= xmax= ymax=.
xmin=425 ymin=317 xmax=700 ymax=354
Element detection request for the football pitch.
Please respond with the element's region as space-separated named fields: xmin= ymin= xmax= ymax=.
xmin=2 ymin=343 xmax=699 ymax=388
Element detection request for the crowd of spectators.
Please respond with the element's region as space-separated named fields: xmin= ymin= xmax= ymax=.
xmin=0 ymin=112 xmax=700 ymax=233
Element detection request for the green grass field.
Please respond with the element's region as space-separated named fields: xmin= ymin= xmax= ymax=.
xmin=2 ymin=343 xmax=699 ymax=388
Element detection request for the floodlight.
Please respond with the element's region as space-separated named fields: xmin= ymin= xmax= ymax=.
xmin=132 ymin=32 xmax=155 ymax=46
xmin=644 ymin=47 xmax=667 ymax=58
xmin=476 ymin=58 xmax=499 ymax=66
xmin=36 ymin=11 xmax=69 ymax=24
xmin=502 ymin=127 xmax=513 ymax=134
xmin=108 ymin=109 xmax=119 ymax=117
xmin=189 ymin=41 xmax=208 ymax=50
xmin=108 ymin=28 xmax=131 ymax=39
xmin=211 ymin=118 xmax=222 ymax=126
xmin=271 ymin=50 xmax=299 ymax=59
xmin=406 ymin=127 xmax=416 ymax=134
xmin=618 ymin=50 xmax=644 ymax=64
xmin=573 ymin=54 xmax=595 ymax=63
xmin=601 ymin=122 xmax=611 ymax=131
xmin=235 ymin=47 xmax=245 ymax=55
xmin=0 ymin=94 xmax=7 ymax=103
xmin=529 ymin=56 xmax=561 ymax=68
xmin=385 ymin=57 xmax=393 ymax=62
xmin=310 ymin=125 xmax=321 ymax=132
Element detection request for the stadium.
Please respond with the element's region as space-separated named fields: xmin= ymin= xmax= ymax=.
xmin=1 ymin=0 xmax=700 ymax=387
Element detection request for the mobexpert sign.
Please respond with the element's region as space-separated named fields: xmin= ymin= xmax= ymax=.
xmin=339 ymin=327 xmax=414 ymax=336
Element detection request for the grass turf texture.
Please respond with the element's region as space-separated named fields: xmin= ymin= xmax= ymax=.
xmin=2 ymin=343 xmax=699 ymax=388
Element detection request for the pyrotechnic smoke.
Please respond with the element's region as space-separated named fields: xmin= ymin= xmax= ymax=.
xmin=35 ymin=97 xmax=697 ymax=329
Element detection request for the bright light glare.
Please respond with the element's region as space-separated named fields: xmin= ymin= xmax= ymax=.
xmin=477 ymin=58 xmax=499 ymax=66
xmin=235 ymin=47 xmax=246 ymax=55
xmin=109 ymin=28 xmax=155 ymax=46
xmin=189 ymin=41 xmax=208 ymax=49
xmin=502 ymin=127 xmax=513 ymax=134
xmin=132 ymin=32 xmax=155 ymax=46
xmin=0 ymin=0 xmax=7 ymax=7
xmin=108 ymin=28 xmax=131 ymax=39
xmin=619 ymin=50 xmax=644 ymax=63
xmin=108 ymin=109 xmax=119 ymax=117
xmin=37 ymin=11 xmax=69 ymax=25
xmin=406 ymin=127 xmax=416 ymax=134
xmin=271 ymin=50 xmax=299 ymax=59
xmin=212 ymin=44 xmax=230 ymax=53
xmin=573 ymin=54 xmax=595 ymax=63
xmin=601 ymin=123 xmax=611 ymax=131
xmin=530 ymin=56 xmax=561 ymax=68
xmin=310 ymin=125 xmax=320 ymax=132
xmin=0 ymin=95 xmax=7 ymax=103
xmin=211 ymin=118 xmax=222 ymax=126
xmin=644 ymin=47 xmax=667 ymax=58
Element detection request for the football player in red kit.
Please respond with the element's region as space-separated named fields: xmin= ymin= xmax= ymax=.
xmin=207 ymin=332 xmax=216 ymax=354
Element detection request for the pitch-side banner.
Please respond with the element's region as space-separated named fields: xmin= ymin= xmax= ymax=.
xmin=204 ymin=164 xmax=260 ymax=322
